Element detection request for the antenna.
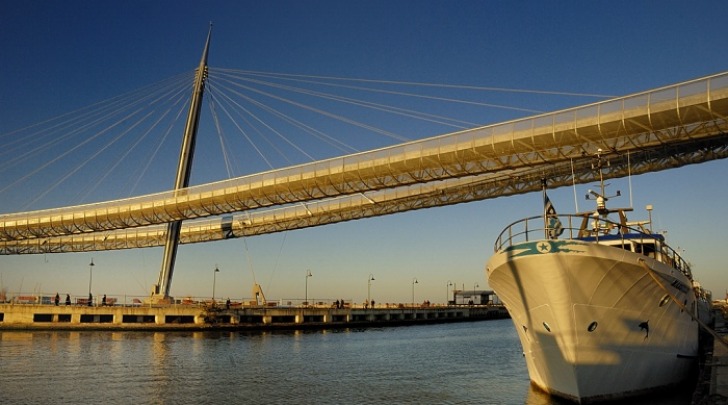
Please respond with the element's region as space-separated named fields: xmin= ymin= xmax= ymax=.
xmin=628 ymin=151 xmax=633 ymax=208
xmin=571 ymin=158 xmax=579 ymax=213
xmin=585 ymin=149 xmax=621 ymax=216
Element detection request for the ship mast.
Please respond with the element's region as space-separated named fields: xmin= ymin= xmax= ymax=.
xmin=152 ymin=26 xmax=212 ymax=302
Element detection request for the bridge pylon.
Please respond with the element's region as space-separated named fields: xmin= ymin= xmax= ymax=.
xmin=151 ymin=26 xmax=212 ymax=304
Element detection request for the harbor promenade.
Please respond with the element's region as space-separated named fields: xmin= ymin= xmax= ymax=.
xmin=700 ymin=307 xmax=728 ymax=404
xmin=0 ymin=301 xmax=508 ymax=331
xmin=708 ymin=337 xmax=728 ymax=404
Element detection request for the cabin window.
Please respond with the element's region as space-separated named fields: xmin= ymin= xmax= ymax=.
xmin=543 ymin=322 xmax=551 ymax=332
xmin=642 ymin=243 xmax=657 ymax=258
xmin=587 ymin=321 xmax=598 ymax=332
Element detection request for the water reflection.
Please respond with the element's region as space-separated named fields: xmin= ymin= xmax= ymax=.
xmin=0 ymin=322 xmax=696 ymax=404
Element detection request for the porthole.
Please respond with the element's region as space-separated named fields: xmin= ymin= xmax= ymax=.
xmin=658 ymin=295 xmax=670 ymax=307
xmin=543 ymin=322 xmax=551 ymax=332
xmin=587 ymin=321 xmax=598 ymax=332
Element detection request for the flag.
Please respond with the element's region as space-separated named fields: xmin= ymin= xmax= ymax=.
xmin=544 ymin=193 xmax=564 ymax=239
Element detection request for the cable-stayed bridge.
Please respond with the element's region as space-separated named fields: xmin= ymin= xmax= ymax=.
xmin=2 ymin=71 xmax=727 ymax=255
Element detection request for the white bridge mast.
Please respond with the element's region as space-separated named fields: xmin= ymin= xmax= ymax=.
xmin=152 ymin=26 xmax=211 ymax=303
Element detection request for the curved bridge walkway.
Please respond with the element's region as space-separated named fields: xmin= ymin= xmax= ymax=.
xmin=1 ymin=72 xmax=727 ymax=254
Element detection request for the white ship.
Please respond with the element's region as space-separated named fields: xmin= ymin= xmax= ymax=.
xmin=486 ymin=153 xmax=709 ymax=403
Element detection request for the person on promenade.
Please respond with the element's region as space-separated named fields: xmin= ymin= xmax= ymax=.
xmin=65 ymin=294 xmax=71 ymax=306
xmin=54 ymin=293 xmax=60 ymax=306
xmin=88 ymin=293 xmax=93 ymax=307
xmin=102 ymin=294 xmax=107 ymax=306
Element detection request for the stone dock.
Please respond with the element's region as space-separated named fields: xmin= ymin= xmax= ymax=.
xmin=695 ymin=306 xmax=728 ymax=404
xmin=0 ymin=302 xmax=508 ymax=331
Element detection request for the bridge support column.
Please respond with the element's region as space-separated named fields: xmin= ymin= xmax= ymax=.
xmin=152 ymin=26 xmax=212 ymax=303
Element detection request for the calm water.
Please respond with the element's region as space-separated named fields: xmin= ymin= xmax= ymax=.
xmin=0 ymin=319 xmax=694 ymax=404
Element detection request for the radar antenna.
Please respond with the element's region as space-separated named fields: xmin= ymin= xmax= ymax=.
xmin=585 ymin=149 xmax=621 ymax=216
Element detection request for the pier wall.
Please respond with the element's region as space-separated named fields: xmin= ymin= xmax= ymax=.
xmin=0 ymin=303 xmax=508 ymax=330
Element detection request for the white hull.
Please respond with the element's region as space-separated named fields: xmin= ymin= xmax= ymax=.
xmin=487 ymin=239 xmax=699 ymax=402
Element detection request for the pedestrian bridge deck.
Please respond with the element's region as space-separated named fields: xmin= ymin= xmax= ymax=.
xmin=2 ymin=72 xmax=728 ymax=254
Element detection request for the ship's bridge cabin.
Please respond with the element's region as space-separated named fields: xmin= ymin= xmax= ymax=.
xmin=572 ymin=208 xmax=691 ymax=278
xmin=579 ymin=232 xmax=662 ymax=259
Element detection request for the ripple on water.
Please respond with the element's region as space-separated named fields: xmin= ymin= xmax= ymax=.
xmin=0 ymin=321 xmax=696 ymax=404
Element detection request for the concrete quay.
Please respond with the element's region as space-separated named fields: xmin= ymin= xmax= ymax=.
xmin=0 ymin=302 xmax=508 ymax=331
xmin=697 ymin=307 xmax=728 ymax=404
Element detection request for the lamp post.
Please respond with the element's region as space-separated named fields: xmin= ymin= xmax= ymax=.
xmin=446 ymin=280 xmax=452 ymax=305
xmin=305 ymin=269 xmax=312 ymax=306
xmin=412 ymin=278 xmax=418 ymax=307
xmin=473 ymin=283 xmax=479 ymax=305
xmin=212 ymin=266 xmax=220 ymax=304
xmin=88 ymin=258 xmax=94 ymax=306
xmin=367 ymin=274 xmax=375 ymax=308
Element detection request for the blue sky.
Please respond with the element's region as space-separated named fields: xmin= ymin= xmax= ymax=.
xmin=1 ymin=1 xmax=727 ymax=304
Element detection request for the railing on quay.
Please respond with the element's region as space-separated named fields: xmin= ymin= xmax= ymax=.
xmin=0 ymin=294 xmax=471 ymax=309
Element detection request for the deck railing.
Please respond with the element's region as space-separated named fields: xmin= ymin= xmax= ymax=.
xmin=493 ymin=214 xmax=694 ymax=280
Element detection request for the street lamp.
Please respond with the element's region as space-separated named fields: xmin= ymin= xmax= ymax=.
xmin=412 ymin=278 xmax=418 ymax=307
xmin=473 ymin=283 xmax=479 ymax=305
xmin=305 ymin=269 xmax=312 ymax=306
xmin=367 ymin=274 xmax=375 ymax=307
xmin=88 ymin=258 xmax=94 ymax=307
xmin=446 ymin=280 xmax=452 ymax=305
xmin=212 ymin=265 xmax=220 ymax=304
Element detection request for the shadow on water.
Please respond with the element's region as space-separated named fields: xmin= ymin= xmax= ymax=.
xmin=524 ymin=376 xmax=696 ymax=405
